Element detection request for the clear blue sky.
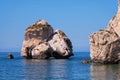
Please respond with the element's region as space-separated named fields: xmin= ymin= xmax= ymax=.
xmin=0 ymin=0 xmax=118 ymax=52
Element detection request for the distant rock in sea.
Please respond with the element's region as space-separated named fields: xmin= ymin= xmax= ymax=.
xmin=89 ymin=0 xmax=120 ymax=63
xmin=21 ymin=19 xmax=73 ymax=59
xmin=6 ymin=54 xmax=14 ymax=59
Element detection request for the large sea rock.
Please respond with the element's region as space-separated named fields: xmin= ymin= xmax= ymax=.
xmin=89 ymin=0 xmax=120 ymax=63
xmin=21 ymin=19 xmax=73 ymax=59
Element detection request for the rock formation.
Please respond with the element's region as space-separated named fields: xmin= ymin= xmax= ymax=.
xmin=89 ymin=0 xmax=120 ymax=63
xmin=21 ymin=19 xmax=73 ymax=59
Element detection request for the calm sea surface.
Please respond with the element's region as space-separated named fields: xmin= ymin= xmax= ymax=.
xmin=0 ymin=52 xmax=120 ymax=80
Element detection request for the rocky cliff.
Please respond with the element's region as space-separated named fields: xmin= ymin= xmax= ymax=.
xmin=89 ymin=0 xmax=120 ymax=63
xmin=21 ymin=20 xmax=73 ymax=59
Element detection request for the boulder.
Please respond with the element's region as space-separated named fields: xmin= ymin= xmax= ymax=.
xmin=89 ymin=0 xmax=120 ymax=63
xmin=49 ymin=30 xmax=73 ymax=59
xmin=6 ymin=54 xmax=14 ymax=59
xmin=21 ymin=19 xmax=54 ymax=58
xmin=31 ymin=42 xmax=53 ymax=59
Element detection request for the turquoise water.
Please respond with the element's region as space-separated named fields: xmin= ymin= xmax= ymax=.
xmin=0 ymin=52 xmax=120 ymax=80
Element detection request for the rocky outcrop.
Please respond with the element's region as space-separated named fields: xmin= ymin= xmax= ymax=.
xmin=89 ymin=0 xmax=120 ymax=63
xmin=49 ymin=30 xmax=73 ymax=59
xmin=21 ymin=19 xmax=73 ymax=59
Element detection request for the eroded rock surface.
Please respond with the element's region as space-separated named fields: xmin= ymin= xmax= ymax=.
xmin=90 ymin=30 xmax=119 ymax=63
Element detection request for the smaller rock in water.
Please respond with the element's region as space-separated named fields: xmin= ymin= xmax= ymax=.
xmin=6 ymin=54 xmax=14 ymax=59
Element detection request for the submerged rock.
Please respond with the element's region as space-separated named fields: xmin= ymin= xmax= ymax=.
xmin=82 ymin=59 xmax=92 ymax=64
xmin=21 ymin=19 xmax=73 ymax=59
xmin=6 ymin=54 xmax=14 ymax=59
xmin=89 ymin=0 xmax=120 ymax=63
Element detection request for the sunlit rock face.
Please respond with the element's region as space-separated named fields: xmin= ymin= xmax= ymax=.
xmin=21 ymin=19 xmax=73 ymax=59
xmin=49 ymin=30 xmax=73 ymax=59
xmin=89 ymin=0 xmax=120 ymax=63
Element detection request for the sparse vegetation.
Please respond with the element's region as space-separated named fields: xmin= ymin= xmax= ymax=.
xmin=27 ymin=23 xmax=51 ymax=30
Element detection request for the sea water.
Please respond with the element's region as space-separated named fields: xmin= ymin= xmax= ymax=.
xmin=0 ymin=52 xmax=120 ymax=80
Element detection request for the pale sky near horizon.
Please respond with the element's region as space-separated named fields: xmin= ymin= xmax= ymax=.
xmin=0 ymin=0 xmax=118 ymax=52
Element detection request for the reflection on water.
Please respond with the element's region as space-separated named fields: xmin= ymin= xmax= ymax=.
xmin=90 ymin=63 xmax=120 ymax=80
xmin=22 ymin=52 xmax=120 ymax=80
xmin=22 ymin=58 xmax=91 ymax=80
xmin=23 ymin=59 xmax=68 ymax=80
